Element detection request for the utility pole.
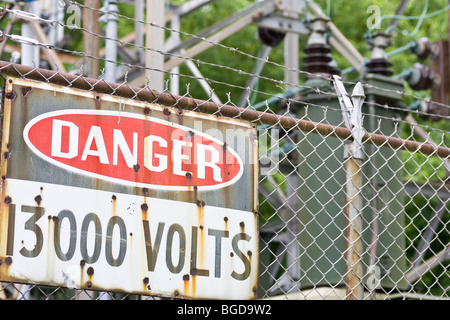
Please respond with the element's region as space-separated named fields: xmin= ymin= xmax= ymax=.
xmin=83 ymin=0 xmax=101 ymax=78
xmin=145 ymin=0 xmax=165 ymax=92
xmin=169 ymin=9 xmax=180 ymax=96
xmin=102 ymin=0 xmax=119 ymax=83
xmin=49 ymin=0 xmax=65 ymax=46
xmin=134 ymin=0 xmax=145 ymax=64
xmin=21 ymin=1 xmax=40 ymax=67
xmin=281 ymin=0 xmax=301 ymax=291
xmin=283 ymin=0 xmax=299 ymax=89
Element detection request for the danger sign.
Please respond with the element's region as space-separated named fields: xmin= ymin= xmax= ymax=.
xmin=0 ymin=78 xmax=258 ymax=300
xmin=23 ymin=110 xmax=243 ymax=191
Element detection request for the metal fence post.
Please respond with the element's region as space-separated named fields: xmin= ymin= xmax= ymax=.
xmin=334 ymin=76 xmax=366 ymax=300
xmin=343 ymin=151 xmax=364 ymax=300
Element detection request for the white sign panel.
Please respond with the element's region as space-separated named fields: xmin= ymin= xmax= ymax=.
xmin=2 ymin=179 xmax=257 ymax=299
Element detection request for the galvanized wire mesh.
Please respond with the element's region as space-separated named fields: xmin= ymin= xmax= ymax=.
xmin=0 ymin=0 xmax=449 ymax=300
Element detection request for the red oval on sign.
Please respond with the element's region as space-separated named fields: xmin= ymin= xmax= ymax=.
xmin=23 ymin=110 xmax=243 ymax=190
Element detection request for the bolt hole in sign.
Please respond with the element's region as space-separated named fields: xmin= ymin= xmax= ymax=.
xmin=0 ymin=79 xmax=259 ymax=300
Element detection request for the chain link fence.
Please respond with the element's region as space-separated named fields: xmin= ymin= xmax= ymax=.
xmin=0 ymin=0 xmax=448 ymax=300
xmin=0 ymin=61 xmax=448 ymax=300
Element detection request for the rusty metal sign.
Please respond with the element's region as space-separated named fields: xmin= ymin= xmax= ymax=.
xmin=0 ymin=78 xmax=259 ymax=300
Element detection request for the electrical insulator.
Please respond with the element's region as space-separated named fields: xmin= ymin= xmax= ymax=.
xmin=410 ymin=99 xmax=447 ymax=122
xmin=303 ymin=44 xmax=340 ymax=77
xmin=366 ymin=32 xmax=393 ymax=76
xmin=302 ymin=16 xmax=340 ymax=78
xmin=404 ymin=63 xmax=440 ymax=91
xmin=257 ymin=27 xmax=285 ymax=47
xmin=414 ymin=37 xmax=440 ymax=60
xmin=366 ymin=59 xmax=393 ymax=76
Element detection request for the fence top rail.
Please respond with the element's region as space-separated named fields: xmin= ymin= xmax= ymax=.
xmin=0 ymin=60 xmax=448 ymax=159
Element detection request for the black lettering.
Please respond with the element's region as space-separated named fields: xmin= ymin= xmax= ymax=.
xmin=143 ymin=221 xmax=165 ymax=271
xmin=54 ymin=210 xmax=77 ymax=261
xmin=80 ymin=213 xmax=102 ymax=264
xmin=190 ymin=226 xmax=209 ymax=277
xmin=231 ymin=233 xmax=251 ymax=281
xmin=6 ymin=204 xmax=16 ymax=256
xmin=208 ymin=229 xmax=229 ymax=278
xmin=166 ymin=224 xmax=185 ymax=274
xmin=105 ymin=216 xmax=127 ymax=267
xmin=20 ymin=205 xmax=45 ymax=258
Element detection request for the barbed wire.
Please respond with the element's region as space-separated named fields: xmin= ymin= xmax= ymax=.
xmin=0 ymin=6 xmax=333 ymax=97
xmin=2 ymin=32 xmax=449 ymax=143
xmin=2 ymin=0 xmax=446 ymax=120
xmin=64 ymin=0 xmax=450 ymax=112
xmin=3 ymin=2 xmax=450 ymax=122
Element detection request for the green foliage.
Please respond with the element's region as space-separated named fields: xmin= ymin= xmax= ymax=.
xmin=404 ymin=195 xmax=450 ymax=296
